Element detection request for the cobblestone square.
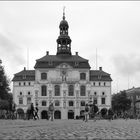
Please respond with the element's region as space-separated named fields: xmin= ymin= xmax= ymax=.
xmin=0 ymin=119 xmax=140 ymax=139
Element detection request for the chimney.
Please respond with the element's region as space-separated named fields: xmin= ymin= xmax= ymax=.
xmin=24 ymin=67 xmax=26 ymax=71
xmin=99 ymin=67 xmax=102 ymax=71
xmin=46 ymin=51 xmax=49 ymax=55
xmin=75 ymin=52 xmax=78 ymax=55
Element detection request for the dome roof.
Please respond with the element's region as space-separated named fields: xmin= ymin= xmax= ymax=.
xmin=59 ymin=19 xmax=69 ymax=28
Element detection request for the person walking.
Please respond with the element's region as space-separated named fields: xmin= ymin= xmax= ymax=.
xmin=84 ymin=104 xmax=89 ymax=122
xmin=28 ymin=103 xmax=36 ymax=120
xmin=48 ymin=102 xmax=54 ymax=121
xmin=34 ymin=104 xmax=39 ymax=120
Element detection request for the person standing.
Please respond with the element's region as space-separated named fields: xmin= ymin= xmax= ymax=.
xmin=85 ymin=104 xmax=89 ymax=122
xmin=48 ymin=103 xmax=54 ymax=121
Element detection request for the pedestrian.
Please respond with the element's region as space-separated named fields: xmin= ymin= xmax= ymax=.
xmin=84 ymin=104 xmax=89 ymax=122
xmin=28 ymin=103 xmax=36 ymax=120
xmin=34 ymin=104 xmax=39 ymax=120
xmin=48 ymin=102 xmax=54 ymax=121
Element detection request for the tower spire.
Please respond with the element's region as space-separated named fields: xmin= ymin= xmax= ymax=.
xmin=63 ymin=6 xmax=65 ymax=20
xmin=56 ymin=8 xmax=72 ymax=56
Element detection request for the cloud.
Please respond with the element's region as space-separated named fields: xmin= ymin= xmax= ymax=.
xmin=0 ymin=33 xmax=26 ymax=66
xmin=112 ymin=53 xmax=140 ymax=76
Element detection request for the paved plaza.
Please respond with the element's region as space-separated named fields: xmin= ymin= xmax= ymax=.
xmin=0 ymin=119 xmax=140 ymax=139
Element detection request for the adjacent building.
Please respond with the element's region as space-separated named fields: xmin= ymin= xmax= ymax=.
xmin=126 ymin=87 xmax=140 ymax=117
xmin=12 ymin=12 xmax=112 ymax=119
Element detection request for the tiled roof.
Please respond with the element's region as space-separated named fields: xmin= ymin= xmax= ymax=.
xmin=34 ymin=54 xmax=91 ymax=69
xmin=12 ymin=70 xmax=35 ymax=81
xmin=126 ymin=87 xmax=140 ymax=95
xmin=89 ymin=70 xmax=112 ymax=81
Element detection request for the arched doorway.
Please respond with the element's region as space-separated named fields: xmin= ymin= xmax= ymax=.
xmin=68 ymin=110 xmax=74 ymax=119
xmin=54 ymin=110 xmax=61 ymax=119
xmin=41 ymin=110 xmax=48 ymax=119
xmin=17 ymin=108 xmax=24 ymax=119
xmin=101 ymin=108 xmax=107 ymax=118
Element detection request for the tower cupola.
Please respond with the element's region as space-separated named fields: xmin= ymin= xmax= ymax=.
xmin=56 ymin=7 xmax=72 ymax=56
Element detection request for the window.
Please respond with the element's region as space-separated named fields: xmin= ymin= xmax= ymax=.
xmin=102 ymin=92 xmax=105 ymax=95
xmin=55 ymin=85 xmax=60 ymax=96
xmin=81 ymin=101 xmax=85 ymax=106
xmin=41 ymin=85 xmax=47 ymax=96
xmin=80 ymin=85 xmax=86 ymax=96
xmin=20 ymin=92 xmax=22 ymax=95
xmin=23 ymin=75 xmax=26 ymax=79
xmin=104 ymin=82 xmax=106 ymax=86
xmin=69 ymin=101 xmax=74 ymax=106
xmin=42 ymin=101 xmax=47 ymax=106
xmin=41 ymin=73 xmax=47 ymax=80
xmin=28 ymin=92 xmax=30 ymax=95
xmin=94 ymin=98 xmax=97 ymax=104
xmin=55 ymin=100 xmax=60 ymax=106
xmin=19 ymin=82 xmax=21 ymax=86
xmin=28 ymin=82 xmax=31 ymax=86
xmin=19 ymin=97 xmax=23 ymax=104
xmin=101 ymin=98 xmax=105 ymax=104
xmin=93 ymin=82 xmax=95 ymax=86
xmin=80 ymin=73 xmax=86 ymax=80
xmin=24 ymin=82 xmax=26 ymax=86
xmin=27 ymin=97 xmax=31 ymax=105
xmin=68 ymin=85 xmax=74 ymax=96
xmin=99 ymin=82 xmax=101 ymax=86
xmin=94 ymin=92 xmax=97 ymax=95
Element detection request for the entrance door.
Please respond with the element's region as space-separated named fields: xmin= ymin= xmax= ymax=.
xmin=68 ymin=110 xmax=74 ymax=119
xmin=41 ymin=110 xmax=48 ymax=119
xmin=54 ymin=110 xmax=61 ymax=119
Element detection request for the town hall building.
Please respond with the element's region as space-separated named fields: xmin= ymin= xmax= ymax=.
xmin=12 ymin=12 xmax=112 ymax=119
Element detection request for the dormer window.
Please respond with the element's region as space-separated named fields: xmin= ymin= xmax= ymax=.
xmin=75 ymin=62 xmax=78 ymax=66
xmin=49 ymin=61 xmax=53 ymax=66
xmin=23 ymin=75 xmax=26 ymax=79
xmin=98 ymin=75 xmax=101 ymax=79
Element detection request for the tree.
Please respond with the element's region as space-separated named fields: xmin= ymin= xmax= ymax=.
xmin=112 ymin=90 xmax=131 ymax=113
xmin=0 ymin=60 xmax=13 ymax=110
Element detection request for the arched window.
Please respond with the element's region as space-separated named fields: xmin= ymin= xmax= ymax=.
xmin=41 ymin=85 xmax=47 ymax=96
xmin=80 ymin=73 xmax=86 ymax=80
xmin=81 ymin=101 xmax=85 ymax=106
xmin=68 ymin=85 xmax=74 ymax=96
xmin=69 ymin=101 xmax=74 ymax=106
xmin=80 ymin=85 xmax=86 ymax=96
xmin=55 ymin=100 xmax=60 ymax=106
xmin=55 ymin=85 xmax=60 ymax=96
xmin=41 ymin=73 xmax=47 ymax=80
xmin=42 ymin=101 xmax=47 ymax=106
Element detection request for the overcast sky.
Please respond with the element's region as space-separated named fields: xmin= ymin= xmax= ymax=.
xmin=0 ymin=1 xmax=140 ymax=93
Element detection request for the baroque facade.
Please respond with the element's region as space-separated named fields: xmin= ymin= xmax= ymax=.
xmin=12 ymin=12 xmax=112 ymax=119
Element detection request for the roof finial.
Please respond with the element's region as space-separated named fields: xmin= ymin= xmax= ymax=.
xmin=63 ymin=6 xmax=65 ymax=20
